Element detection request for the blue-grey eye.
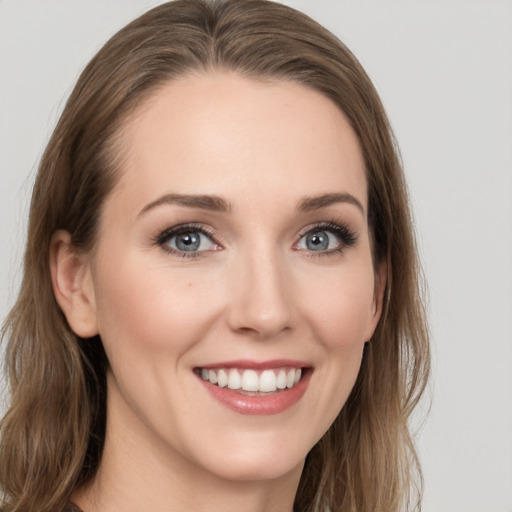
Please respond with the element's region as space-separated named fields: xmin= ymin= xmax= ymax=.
xmin=166 ymin=230 xmax=216 ymax=252
xmin=297 ymin=229 xmax=340 ymax=252
xmin=175 ymin=232 xmax=200 ymax=251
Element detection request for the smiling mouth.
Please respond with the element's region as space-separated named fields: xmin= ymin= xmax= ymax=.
xmin=195 ymin=367 xmax=304 ymax=394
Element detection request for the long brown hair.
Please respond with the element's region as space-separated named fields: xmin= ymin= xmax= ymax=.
xmin=0 ymin=1 xmax=430 ymax=511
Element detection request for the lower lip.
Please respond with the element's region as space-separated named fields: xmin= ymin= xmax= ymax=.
xmin=197 ymin=371 xmax=311 ymax=416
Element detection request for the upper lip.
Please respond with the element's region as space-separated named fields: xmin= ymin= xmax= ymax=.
xmin=196 ymin=359 xmax=311 ymax=370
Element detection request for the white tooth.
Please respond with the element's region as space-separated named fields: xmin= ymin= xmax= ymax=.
xmin=276 ymin=369 xmax=287 ymax=389
xmin=228 ymin=369 xmax=242 ymax=390
xmin=259 ymin=370 xmax=277 ymax=392
xmin=286 ymin=369 xmax=295 ymax=388
xmin=241 ymin=369 xmax=259 ymax=391
xmin=217 ymin=369 xmax=228 ymax=388
xmin=208 ymin=369 xmax=218 ymax=384
xmin=201 ymin=368 xmax=209 ymax=381
xmin=294 ymin=368 xmax=302 ymax=384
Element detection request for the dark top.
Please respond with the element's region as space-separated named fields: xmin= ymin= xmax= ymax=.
xmin=66 ymin=501 xmax=302 ymax=511
xmin=66 ymin=504 xmax=83 ymax=512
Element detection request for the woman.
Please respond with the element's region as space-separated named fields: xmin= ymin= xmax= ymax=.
xmin=0 ymin=1 xmax=430 ymax=511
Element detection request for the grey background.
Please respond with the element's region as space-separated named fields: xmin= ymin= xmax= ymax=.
xmin=1 ymin=1 xmax=511 ymax=510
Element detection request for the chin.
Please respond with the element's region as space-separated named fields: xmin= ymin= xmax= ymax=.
xmin=189 ymin=433 xmax=310 ymax=484
xmin=207 ymin=456 xmax=305 ymax=484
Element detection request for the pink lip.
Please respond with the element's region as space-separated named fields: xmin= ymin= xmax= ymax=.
xmin=198 ymin=359 xmax=309 ymax=370
xmin=195 ymin=360 xmax=312 ymax=416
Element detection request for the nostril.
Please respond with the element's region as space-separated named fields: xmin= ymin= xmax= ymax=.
xmin=232 ymin=323 xmax=292 ymax=339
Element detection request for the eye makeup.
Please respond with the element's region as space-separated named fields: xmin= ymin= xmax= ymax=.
xmin=153 ymin=222 xmax=222 ymax=258
xmin=151 ymin=219 xmax=357 ymax=260
xmin=294 ymin=220 xmax=358 ymax=258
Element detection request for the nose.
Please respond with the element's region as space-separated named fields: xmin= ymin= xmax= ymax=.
xmin=226 ymin=248 xmax=294 ymax=339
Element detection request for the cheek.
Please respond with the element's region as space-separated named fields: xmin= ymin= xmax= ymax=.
xmin=300 ymin=260 xmax=376 ymax=349
xmin=291 ymin=267 xmax=374 ymax=440
xmin=91 ymin=255 xmax=222 ymax=358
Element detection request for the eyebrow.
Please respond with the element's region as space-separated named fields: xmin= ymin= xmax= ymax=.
xmin=297 ymin=193 xmax=365 ymax=215
xmin=138 ymin=193 xmax=232 ymax=217
xmin=138 ymin=191 xmax=364 ymax=217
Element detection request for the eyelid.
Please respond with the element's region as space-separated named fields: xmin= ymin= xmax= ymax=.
xmin=294 ymin=220 xmax=358 ymax=254
xmin=154 ymin=223 xmax=223 ymax=257
xmin=152 ymin=220 xmax=357 ymax=258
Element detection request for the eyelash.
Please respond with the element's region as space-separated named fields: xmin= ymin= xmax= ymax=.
xmin=153 ymin=221 xmax=357 ymax=259
xmin=153 ymin=223 xmax=219 ymax=259
xmin=295 ymin=221 xmax=358 ymax=257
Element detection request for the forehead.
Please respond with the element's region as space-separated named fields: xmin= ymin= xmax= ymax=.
xmin=111 ymin=72 xmax=367 ymax=211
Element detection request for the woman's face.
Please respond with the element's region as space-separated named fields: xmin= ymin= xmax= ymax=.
xmin=84 ymin=73 xmax=382 ymax=483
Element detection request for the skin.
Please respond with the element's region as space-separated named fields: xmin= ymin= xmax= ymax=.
xmin=51 ymin=72 xmax=384 ymax=512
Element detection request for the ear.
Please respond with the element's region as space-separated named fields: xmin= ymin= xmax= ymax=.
xmin=49 ymin=230 xmax=99 ymax=338
xmin=365 ymin=260 xmax=388 ymax=342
